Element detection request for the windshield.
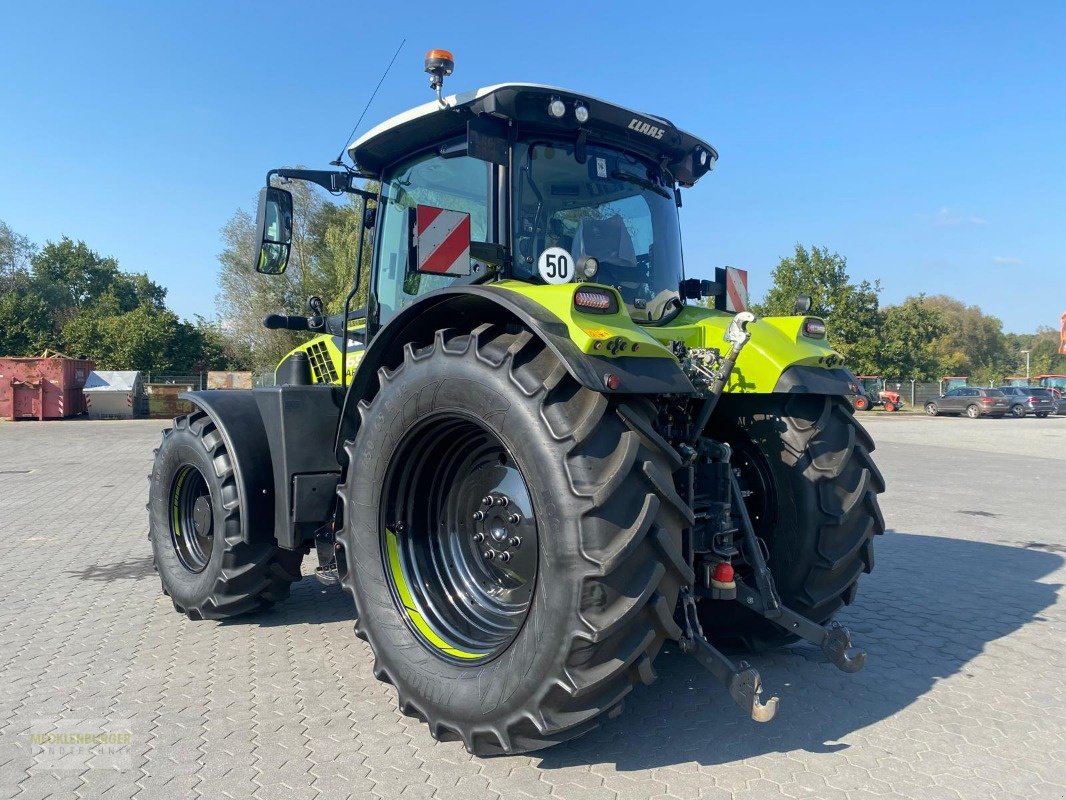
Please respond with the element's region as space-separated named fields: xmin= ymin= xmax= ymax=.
xmin=512 ymin=140 xmax=684 ymax=323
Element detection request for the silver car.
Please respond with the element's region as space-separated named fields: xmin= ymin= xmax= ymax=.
xmin=997 ymin=386 xmax=1058 ymax=418
xmin=925 ymin=387 xmax=1009 ymax=418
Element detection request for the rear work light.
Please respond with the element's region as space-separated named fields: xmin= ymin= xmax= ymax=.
xmin=574 ymin=288 xmax=617 ymax=314
xmin=802 ymin=318 xmax=826 ymax=338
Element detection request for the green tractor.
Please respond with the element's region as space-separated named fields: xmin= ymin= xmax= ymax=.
xmin=148 ymin=51 xmax=883 ymax=754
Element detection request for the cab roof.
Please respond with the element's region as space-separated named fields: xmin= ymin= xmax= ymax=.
xmin=347 ymin=83 xmax=718 ymax=187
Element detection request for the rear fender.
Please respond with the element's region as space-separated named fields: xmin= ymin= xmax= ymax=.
xmin=334 ymin=283 xmax=695 ymax=461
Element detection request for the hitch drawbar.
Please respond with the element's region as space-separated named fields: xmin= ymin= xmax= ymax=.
xmin=676 ymin=311 xmax=867 ymax=722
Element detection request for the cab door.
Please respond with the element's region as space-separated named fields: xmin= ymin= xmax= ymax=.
xmin=371 ymin=147 xmax=495 ymax=331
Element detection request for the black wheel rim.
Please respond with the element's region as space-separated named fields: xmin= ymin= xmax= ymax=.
xmin=169 ymin=464 xmax=214 ymax=573
xmin=381 ymin=413 xmax=538 ymax=664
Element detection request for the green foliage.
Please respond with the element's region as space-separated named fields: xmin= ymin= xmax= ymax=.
xmin=1004 ymin=326 xmax=1065 ymax=378
xmin=754 ymin=245 xmax=883 ymax=374
xmin=920 ymin=295 xmax=1011 ymax=383
xmin=879 ymin=295 xmax=948 ymax=380
xmin=754 ymin=246 xmax=1049 ymax=383
xmin=0 ymin=219 xmax=241 ymax=373
xmin=0 ymin=220 xmax=36 ymax=291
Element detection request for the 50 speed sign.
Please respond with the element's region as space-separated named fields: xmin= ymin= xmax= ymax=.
xmin=537 ymin=247 xmax=573 ymax=284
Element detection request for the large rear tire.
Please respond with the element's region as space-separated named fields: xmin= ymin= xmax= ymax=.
xmin=337 ymin=324 xmax=690 ymax=754
xmin=699 ymin=394 xmax=884 ymax=651
xmin=148 ymin=411 xmax=303 ymax=619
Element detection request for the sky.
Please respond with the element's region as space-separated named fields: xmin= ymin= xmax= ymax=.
xmin=1 ymin=2 xmax=1064 ymax=334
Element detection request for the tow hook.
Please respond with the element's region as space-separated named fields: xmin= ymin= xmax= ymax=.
xmin=678 ymin=590 xmax=779 ymax=722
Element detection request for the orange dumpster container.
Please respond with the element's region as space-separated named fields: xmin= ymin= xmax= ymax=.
xmin=0 ymin=355 xmax=94 ymax=420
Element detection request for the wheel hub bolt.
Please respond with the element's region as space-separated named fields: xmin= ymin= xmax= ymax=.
xmin=393 ymin=520 xmax=407 ymax=533
xmin=472 ymin=532 xmax=485 ymax=543
xmin=494 ymin=495 xmax=509 ymax=507
xmin=484 ymin=549 xmax=497 ymax=560
xmin=498 ymin=551 xmax=511 ymax=563
xmin=508 ymin=513 xmax=522 ymax=525
xmin=482 ymin=496 xmax=494 ymax=507
xmin=472 ymin=510 xmax=485 ymax=521
xmin=509 ymin=536 xmax=522 ymax=548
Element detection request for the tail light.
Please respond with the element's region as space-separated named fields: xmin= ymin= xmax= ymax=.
xmin=574 ymin=288 xmax=617 ymax=313
xmin=980 ymin=397 xmax=995 ymax=404
xmin=1028 ymin=396 xmax=1040 ymax=404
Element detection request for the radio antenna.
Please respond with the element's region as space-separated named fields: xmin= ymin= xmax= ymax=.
xmin=330 ymin=38 xmax=406 ymax=167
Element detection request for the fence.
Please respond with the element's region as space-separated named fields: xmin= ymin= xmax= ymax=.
xmin=868 ymin=378 xmax=1005 ymax=408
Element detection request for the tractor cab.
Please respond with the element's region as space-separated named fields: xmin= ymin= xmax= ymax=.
xmin=256 ymin=76 xmax=719 ymax=338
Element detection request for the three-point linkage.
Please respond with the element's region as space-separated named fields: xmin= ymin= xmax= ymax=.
xmin=674 ymin=311 xmax=867 ymax=722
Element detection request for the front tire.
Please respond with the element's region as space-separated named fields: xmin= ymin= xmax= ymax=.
xmin=699 ymin=394 xmax=885 ymax=651
xmin=337 ymin=324 xmax=690 ymax=754
xmin=148 ymin=411 xmax=303 ymax=619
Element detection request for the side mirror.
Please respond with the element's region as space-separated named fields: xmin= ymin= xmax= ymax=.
xmin=253 ymin=186 xmax=294 ymax=274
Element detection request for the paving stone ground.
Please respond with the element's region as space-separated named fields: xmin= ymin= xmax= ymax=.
xmin=0 ymin=414 xmax=1063 ymax=799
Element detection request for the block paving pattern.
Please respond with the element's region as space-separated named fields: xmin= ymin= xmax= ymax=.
xmin=0 ymin=417 xmax=1063 ymax=799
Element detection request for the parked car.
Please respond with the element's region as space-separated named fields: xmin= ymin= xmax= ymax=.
xmin=1044 ymin=386 xmax=1066 ymax=415
xmin=997 ymin=386 xmax=1058 ymax=418
xmin=925 ymin=387 xmax=1010 ymax=418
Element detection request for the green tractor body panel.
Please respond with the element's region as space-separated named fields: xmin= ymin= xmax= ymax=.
xmin=288 ymin=282 xmax=844 ymax=395
xmin=494 ymin=282 xmax=843 ymax=394
xmin=275 ymin=323 xmax=367 ymax=385
xmin=647 ymin=305 xmax=845 ymax=393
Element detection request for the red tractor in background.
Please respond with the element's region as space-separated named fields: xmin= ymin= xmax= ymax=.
xmin=852 ymin=376 xmax=904 ymax=412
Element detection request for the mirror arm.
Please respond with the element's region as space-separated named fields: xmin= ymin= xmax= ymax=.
xmin=267 ymin=168 xmax=377 ymax=199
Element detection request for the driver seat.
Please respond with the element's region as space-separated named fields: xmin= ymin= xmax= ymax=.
xmin=572 ymin=215 xmax=638 ymax=270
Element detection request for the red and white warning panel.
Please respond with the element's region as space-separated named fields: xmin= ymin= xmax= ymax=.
xmin=414 ymin=205 xmax=471 ymax=276
xmin=714 ymin=266 xmax=749 ymax=312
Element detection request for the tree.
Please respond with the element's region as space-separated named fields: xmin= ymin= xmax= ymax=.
xmin=30 ymin=237 xmax=121 ymax=313
xmin=1005 ymin=326 xmax=1065 ymax=379
xmin=755 ymin=245 xmax=883 ymax=374
xmin=878 ymin=295 xmax=948 ymax=379
xmin=922 ymin=296 xmax=1010 ymax=383
xmin=0 ymin=219 xmax=36 ymax=291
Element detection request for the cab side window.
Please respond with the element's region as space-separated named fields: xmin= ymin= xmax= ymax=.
xmin=375 ymin=150 xmax=490 ymax=326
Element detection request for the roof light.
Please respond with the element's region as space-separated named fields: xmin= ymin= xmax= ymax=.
xmin=424 ymin=50 xmax=455 ymax=106
xmin=425 ymin=49 xmax=454 ymax=64
xmin=574 ymin=103 xmax=589 ymax=124
xmin=548 ymin=98 xmax=566 ymax=119
xmin=579 ymin=256 xmax=599 ymax=278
